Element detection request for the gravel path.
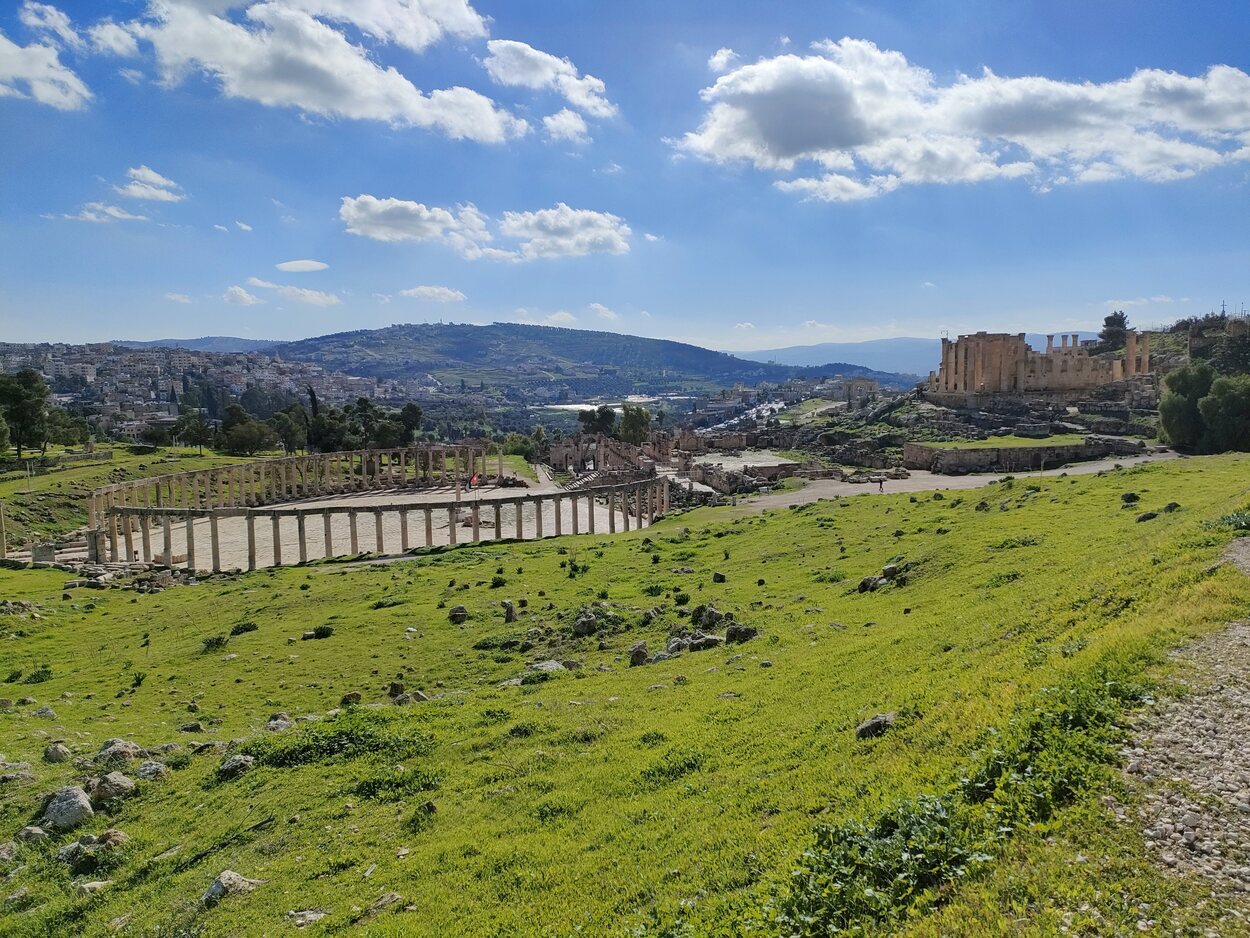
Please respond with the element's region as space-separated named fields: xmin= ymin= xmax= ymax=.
xmin=1126 ymin=539 xmax=1250 ymax=907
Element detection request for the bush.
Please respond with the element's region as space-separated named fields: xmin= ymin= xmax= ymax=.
xmin=490 ymin=575 xmax=507 ymax=589
xmin=22 ymin=664 xmax=53 ymax=684
xmin=312 ymin=625 xmax=334 ymax=640
xmin=674 ymin=592 xmax=691 ymax=607
xmin=229 ymin=621 xmax=258 ymax=637
xmin=641 ymin=746 xmax=705 ymax=784
xmin=201 ymin=635 xmax=228 ymax=653
xmin=353 ymin=765 xmax=440 ymax=801
xmin=240 ymin=709 xmax=433 ymax=768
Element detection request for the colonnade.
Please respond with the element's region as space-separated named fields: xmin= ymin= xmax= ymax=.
xmin=87 ymin=444 xmax=504 ymax=532
xmin=94 ymin=478 xmax=670 ymax=572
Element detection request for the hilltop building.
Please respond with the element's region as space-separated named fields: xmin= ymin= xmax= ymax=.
xmin=926 ymin=330 xmax=1152 ymax=404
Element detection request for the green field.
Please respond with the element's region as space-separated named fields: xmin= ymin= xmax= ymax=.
xmin=931 ymin=433 xmax=1089 ymax=450
xmin=1 ymin=456 xmax=1248 ymax=935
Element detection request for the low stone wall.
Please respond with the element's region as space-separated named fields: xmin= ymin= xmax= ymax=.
xmin=903 ymin=436 xmax=1145 ymax=474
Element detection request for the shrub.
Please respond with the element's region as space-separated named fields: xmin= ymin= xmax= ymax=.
xmin=353 ymin=765 xmax=440 ymax=801
xmin=312 ymin=625 xmax=334 ymax=639
xmin=641 ymin=746 xmax=705 ymax=784
xmin=674 ymin=592 xmax=691 ymax=607
xmin=643 ymin=584 xmax=664 ymax=597
xmin=201 ymin=635 xmax=228 ymax=654
xmin=370 ymin=598 xmax=406 ymax=609
xmin=490 ymin=575 xmax=507 ymax=589
xmin=22 ymin=664 xmax=53 ymax=684
xmin=240 ymin=709 xmax=433 ymax=768
xmin=229 ymin=621 xmax=258 ymax=637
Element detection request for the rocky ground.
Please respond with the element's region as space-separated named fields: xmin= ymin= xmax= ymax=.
xmin=1126 ymin=539 xmax=1250 ymax=928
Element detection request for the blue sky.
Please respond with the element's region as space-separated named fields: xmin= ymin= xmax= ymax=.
xmin=2 ymin=0 xmax=1248 ymax=350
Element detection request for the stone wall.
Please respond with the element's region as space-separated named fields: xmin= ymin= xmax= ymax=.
xmin=903 ymin=436 xmax=1146 ymax=474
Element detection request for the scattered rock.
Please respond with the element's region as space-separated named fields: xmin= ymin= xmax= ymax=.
xmin=855 ymin=712 xmax=896 ymax=740
xmin=340 ymin=691 xmax=362 ymax=706
xmin=387 ymin=682 xmax=405 ymax=698
xmin=32 ymin=706 xmax=57 ymax=719
xmin=287 ymin=909 xmax=327 ymax=927
xmin=266 ymin=713 xmax=294 ymax=732
xmin=16 ymin=826 xmax=47 ymax=842
xmin=57 ymin=829 xmax=130 ymax=872
xmin=629 ymin=643 xmax=649 ymax=667
xmin=532 ymin=660 xmax=566 ymax=672
xmin=725 ymin=623 xmax=758 ymax=644
xmin=41 ymin=786 xmax=95 ymax=831
xmin=136 ymin=761 xmax=168 ymax=780
xmin=1136 ymin=511 xmax=1158 ymax=523
xmin=178 ymin=722 xmax=205 ymax=734
xmin=44 ymin=743 xmax=73 ymax=763
xmin=712 ymin=571 xmax=727 ymax=583
xmin=448 ymin=606 xmax=469 ymax=624
xmin=502 ymin=600 xmax=517 ymax=623
xmin=76 ymin=880 xmax=112 ymax=897
xmin=0 ymin=842 xmax=16 ymax=863
xmin=86 ymin=772 xmax=136 ymax=806
xmin=203 ymin=870 xmax=263 ymax=905
xmin=217 ymin=754 xmax=255 ymax=781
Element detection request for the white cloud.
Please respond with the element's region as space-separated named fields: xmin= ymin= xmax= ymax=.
xmin=88 ymin=21 xmax=138 ymax=57
xmin=543 ymin=107 xmax=589 ymax=143
xmin=164 ymin=292 xmax=192 ymax=303
xmin=639 ymin=309 xmax=651 ymax=319
xmin=922 ymin=281 xmax=936 ymax=288
xmin=236 ymin=220 xmax=252 ymax=231
xmin=132 ymin=2 xmax=526 ymax=143
xmin=60 ymin=201 xmax=148 ymax=223
xmin=118 ymin=67 xmax=145 ymax=84
xmin=113 ymin=165 xmax=186 ymax=202
xmin=599 ymin=161 xmax=622 ymax=174
xmin=589 ymin=302 xmax=617 ymax=321
xmin=734 ymin=321 xmax=756 ymax=329
xmin=340 ymin=195 xmax=631 ymax=260
xmin=546 ymin=311 xmax=576 ymax=325
xmin=224 ymin=285 xmax=263 ymax=305
xmin=644 ymin=232 xmax=660 ymax=242
xmin=708 ymin=47 xmax=738 ymax=73
xmin=401 ymin=285 xmax=466 ymax=302
xmin=484 ymin=39 xmax=616 ymax=118
xmin=246 ymin=276 xmax=340 ymax=306
xmin=498 ymin=203 xmax=631 ymax=259
xmin=373 ymin=292 xmax=391 ymax=303
xmin=276 ymin=259 xmax=328 ymax=272
xmin=213 ymin=224 xmax=229 ymax=232
xmin=0 ymin=31 xmax=91 ymax=109
xmin=19 ymin=2 xmax=81 ymax=50
xmin=677 ymin=37 xmax=1250 ymax=200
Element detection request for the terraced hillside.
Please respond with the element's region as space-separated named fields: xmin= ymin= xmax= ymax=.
xmin=1 ymin=457 xmax=1248 ymax=935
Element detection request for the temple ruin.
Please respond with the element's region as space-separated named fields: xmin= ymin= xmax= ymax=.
xmin=927 ymin=330 xmax=1152 ymax=404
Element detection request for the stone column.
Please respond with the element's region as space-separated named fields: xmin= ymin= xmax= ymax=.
xmin=514 ymin=501 xmax=524 ymax=539
xmin=494 ymin=503 xmax=503 ymax=541
xmin=622 ymin=492 xmax=631 ymax=532
xmin=349 ymin=511 xmax=359 ymax=554
xmin=108 ymin=513 xmax=120 ymax=562
xmin=535 ymin=499 xmax=543 ymax=538
xmin=1125 ymin=330 xmax=1138 ymax=377
xmin=400 ymin=509 xmax=410 ymax=551
xmin=1140 ymin=333 xmax=1150 ymax=373
xmin=123 ymin=512 xmax=135 ymax=562
xmin=571 ymin=495 xmax=579 ymax=535
xmin=609 ymin=492 xmax=617 ymax=533
xmin=497 ymin=448 xmax=504 ymax=482
xmin=399 ymin=449 xmax=407 ymax=487
xmin=588 ymin=494 xmax=596 ymax=533
xmin=648 ymin=481 xmax=656 ymax=524
xmin=271 ymin=515 xmax=282 ymax=567
xmin=323 ymin=511 xmax=333 ymax=558
xmin=471 ymin=504 xmax=480 ymax=542
xmin=210 ymin=515 xmax=221 ymax=573
xmin=140 ymin=515 xmax=152 ymax=563
xmin=246 ymin=514 xmax=256 ymax=572
xmin=636 ymin=485 xmax=645 ymax=527
xmin=185 ymin=515 xmax=196 ymax=572
xmin=424 ymin=508 xmax=433 ymax=547
xmin=439 ymin=449 xmax=447 ymax=483
xmin=162 ymin=515 xmax=173 ymax=567
xmin=554 ymin=497 xmax=563 ymax=536
xmin=374 ymin=510 xmax=384 ymax=553
xmin=448 ymin=507 xmax=458 ymax=545
xmin=298 ymin=512 xmax=308 ymax=564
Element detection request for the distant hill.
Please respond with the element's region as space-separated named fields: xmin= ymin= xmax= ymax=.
xmin=743 ymin=333 xmax=1100 ymax=376
xmin=114 ymin=336 xmax=278 ymax=353
xmin=269 ymin=322 xmax=917 ymax=394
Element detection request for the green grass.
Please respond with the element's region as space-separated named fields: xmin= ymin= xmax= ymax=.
xmin=0 ymin=456 xmax=1248 ymax=935
xmin=930 ymin=433 xmax=1089 ymax=450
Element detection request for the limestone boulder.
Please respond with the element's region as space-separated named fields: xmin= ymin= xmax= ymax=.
xmin=41 ymin=786 xmax=95 ymax=831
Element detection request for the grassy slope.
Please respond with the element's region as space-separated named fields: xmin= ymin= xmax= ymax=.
xmin=930 ymin=433 xmax=1089 ymax=450
xmin=0 ymin=457 xmax=1247 ymax=935
xmin=0 ymin=447 xmax=248 ymax=546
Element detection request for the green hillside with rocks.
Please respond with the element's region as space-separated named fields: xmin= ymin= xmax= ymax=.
xmin=1 ymin=457 xmax=1249 ymax=935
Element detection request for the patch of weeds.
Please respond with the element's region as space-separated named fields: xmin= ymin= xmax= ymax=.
xmin=229 ymin=621 xmax=258 ymax=637
xmin=639 ymin=731 xmax=667 ymax=747
xmin=22 ymin=664 xmax=53 ymax=684
xmin=507 ymin=722 xmax=539 ymax=738
xmin=240 ymin=708 xmax=434 ymax=768
xmin=813 ymin=571 xmax=846 ymax=584
xmin=985 ymin=571 xmax=1022 ymax=588
xmin=490 ymin=575 xmax=507 ymax=589
xmin=200 ymin=635 xmax=228 ymax=654
xmin=990 ymin=535 xmax=1041 ymax=550
xmin=371 ymin=597 xmax=406 ymax=609
xmin=641 ymin=746 xmax=706 ymax=785
xmin=353 ymin=765 xmax=440 ymax=802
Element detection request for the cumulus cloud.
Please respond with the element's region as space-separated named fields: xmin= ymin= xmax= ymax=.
xmin=18 ymin=2 xmax=81 ymax=50
xmin=589 ymin=302 xmax=617 ymax=320
xmin=59 ymin=201 xmax=147 ymax=223
xmin=543 ymin=107 xmax=589 ymax=143
xmin=213 ymin=224 xmax=229 ymax=232
xmin=224 ymin=285 xmax=263 ymax=305
xmin=734 ymin=321 xmax=756 ymax=329
xmin=88 ymin=20 xmax=139 ymax=57
xmin=131 ymin=1 xmax=526 ymax=143
xmin=276 ymin=259 xmax=328 ymax=272
xmin=546 ymin=311 xmax=576 ymax=325
xmin=0 ymin=30 xmax=91 ymax=109
xmin=246 ymin=276 xmax=340 ymax=306
xmin=340 ymin=195 xmax=631 ymax=260
xmin=164 ymin=292 xmax=192 ymax=303
xmin=677 ymin=37 xmax=1250 ymax=200
xmin=708 ymin=47 xmax=738 ymax=73
xmin=400 ymin=285 xmax=466 ymax=302
xmin=236 ymin=220 xmax=252 ymax=231
xmin=484 ymin=39 xmax=616 ymax=118
xmin=114 ymin=165 xmax=185 ymax=202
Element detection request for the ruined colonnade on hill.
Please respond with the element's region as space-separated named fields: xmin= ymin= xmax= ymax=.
xmin=85 ymin=444 xmax=671 ymax=573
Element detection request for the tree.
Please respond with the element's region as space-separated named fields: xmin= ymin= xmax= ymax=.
xmin=1198 ymin=376 xmax=1250 ymax=453
xmin=1098 ymin=310 xmax=1129 ymax=352
xmin=223 ymin=420 xmax=277 ymax=456
xmin=222 ymin=403 xmax=251 ymax=433
xmin=139 ymin=426 xmax=171 ymax=448
xmin=1159 ymin=362 xmax=1216 ymax=450
xmin=530 ymin=424 xmax=546 ymax=448
xmin=269 ymin=411 xmax=307 ymax=454
xmin=400 ymin=403 xmax=424 ymax=440
xmin=618 ymin=404 xmax=652 ymax=445
xmin=44 ymin=408 xmax=89 ymax=448
xmin=368 ymin=419 xmax=406 ymax=449
xmin=0 ymin=410 xmax=9 ymax=453
xmin=308 ymin=409 xmax=353 ymax=453
xmin=577 ymin=404 xmax=617 ymax=437
xmin=175 ymin=411 xmax=215 ymax=453
xmin=0 ymin=369 xmax=50 ymax=457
